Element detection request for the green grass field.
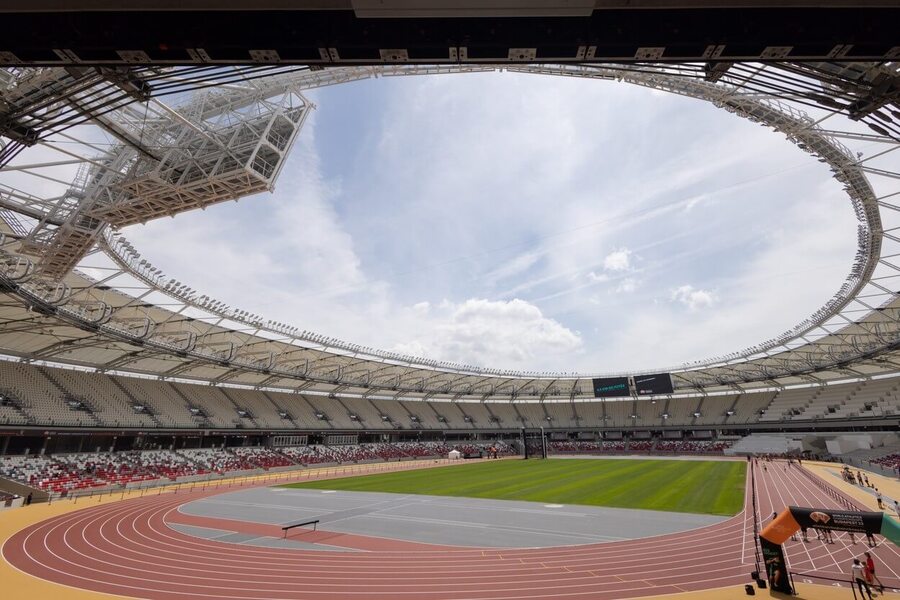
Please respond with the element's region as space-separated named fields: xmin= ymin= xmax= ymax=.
xmin=281 ymin=458 xmax=746 ymax=516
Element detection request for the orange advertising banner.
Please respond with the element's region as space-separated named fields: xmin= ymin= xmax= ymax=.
xmin=760 ymin=510 xmax=800 ymax=545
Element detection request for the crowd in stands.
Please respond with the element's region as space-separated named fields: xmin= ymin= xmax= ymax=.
xmin=125 ymin=450 xmax=209 ymax=480
xmin=629 ymin=441 xmax=654 ymax=452
xmin=56 ymin=452 xmax=158 ymax=486
xmin=548 ymin=441 xmax=603 ymax=452
xmin=278 ymin=442 xmax=511 ymax=465
xmin=280 ymin=445 xmax=361 ymax=464
xmin=400 ymin=441 xmax=452 ymax=457
xmin=0 ymin=454 xmax=113 ymax=495
xmin=871 ymin=453 xmax=900 ymax=472
xmin=0 ymin=450 xmax=207 ymax=495
xmin=655 ymin=440 xmax=732 ymax=453
xmin=231 ymin=446 xmax=295 ymax=469
xmin=453 ymin=442 xmax=514 ymax=456
xmin=180 ymin=448 xmax=258 ymax=473
xmin=548 ymin=439 xmax=732 ymax=454
xmin=0 ymin=441 xmax=516 ymax=498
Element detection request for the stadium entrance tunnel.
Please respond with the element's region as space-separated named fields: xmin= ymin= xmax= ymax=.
xmin=759 ymin=507 xmax=900 ymax=594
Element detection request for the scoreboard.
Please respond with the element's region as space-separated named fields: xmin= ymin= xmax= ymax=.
xmin=633 ymin=373 xmax=674 ymax=396
xmin=592 ymin=376 xmax=630 ymax=398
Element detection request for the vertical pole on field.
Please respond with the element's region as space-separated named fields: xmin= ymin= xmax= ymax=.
xmin=540 ymin=427 xmax=547 ymax=459
xmin=521 ymin=428 xmax=528 ymax=460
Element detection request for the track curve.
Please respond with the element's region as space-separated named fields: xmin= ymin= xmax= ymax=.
xmin=8 ymin=460 xmax=898 ymax=599
xmin=3 ymin=472 xmax=754 ymax=600
xmin=8 ymin=463 xmax=900 ymax=600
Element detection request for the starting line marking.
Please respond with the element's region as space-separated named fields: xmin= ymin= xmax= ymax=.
xmin=544 ymin=504 xmax=564 ymax=508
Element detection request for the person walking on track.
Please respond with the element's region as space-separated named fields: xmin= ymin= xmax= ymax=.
xmin=852 ymin=559 xmax=875 ymax=600
xmin=865 ymin=551 xmax=885 ymax=593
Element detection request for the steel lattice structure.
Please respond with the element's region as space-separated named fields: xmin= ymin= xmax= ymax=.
xmin=0 ymin=62 xmax=899 ymax=403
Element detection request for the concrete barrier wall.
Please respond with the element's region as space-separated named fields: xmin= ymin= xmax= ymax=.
xmin=67 ymin=485 xmax=121 ymax=498
xmin=175 ymin=473 xmax=224 ymax=484
xmin=0 ymin=497 xmax=25 ymax=510
xmin=266 ymin=465 xmax=301 ymax=473
xmin=221 ymin=468 xmax=263 ymax=478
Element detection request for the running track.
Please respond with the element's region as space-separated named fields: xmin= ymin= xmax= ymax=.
xmin=3 ymin=459 xmax=899 ymax=600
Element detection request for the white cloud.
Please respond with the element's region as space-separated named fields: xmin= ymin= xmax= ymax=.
xmin=603 ymin=248 xmax=632 ymax=271
xmin=671 ymin=285 xmax=716 ymax=311
xmin=598 ymin=183 xmax=856 ymax=371
xmin=683 ymin=193 xmax=710 ymax=212
xmin=484 ymin=251 xmax=541 ymax=282
xmin=587 ymin=271 xmax=609 ymax=283
xmin=616 ymin=278 xmax=638 ymax=294
xmin=392 ymin=298 xmax=582 ymax=368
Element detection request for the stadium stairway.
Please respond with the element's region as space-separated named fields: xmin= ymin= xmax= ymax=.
xmin=218 ymin=387 xmax=261 ymax=429
xmin=108 ymin=377 xmax=164 ymax=427
xmin=727 ymin=434 xmax=801 ymax=455
xmin=36 ymin=367 xmax=102 ymax=427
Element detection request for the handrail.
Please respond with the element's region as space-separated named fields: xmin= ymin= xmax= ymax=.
xmin=750 ymin=460 xmax=762 ymax=574
xmin=796 ymin=464 xmax=862 ymax=512
xmin=281 ymin=518 xmax=319 ymax=537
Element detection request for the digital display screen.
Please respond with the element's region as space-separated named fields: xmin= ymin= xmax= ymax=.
xmin=633 ymin=373 xmax=674 ymax=395
xmin=592 ymin=377 xmax=630 ymax=398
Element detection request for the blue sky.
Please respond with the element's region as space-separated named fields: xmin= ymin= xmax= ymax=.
xmin=124 ymin=71 xmax=857 ymax=373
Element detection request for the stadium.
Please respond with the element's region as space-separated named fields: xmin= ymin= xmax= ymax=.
xmin=0 ymin=2 xmax=899 ymax=599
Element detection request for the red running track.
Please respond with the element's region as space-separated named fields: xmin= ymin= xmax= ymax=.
xmin=753 ymin=461 xmax=900 ymax=591
xmin=2 ymin=460 xmax=897 ymax=600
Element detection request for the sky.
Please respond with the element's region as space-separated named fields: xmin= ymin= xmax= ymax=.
xmin=122 ymin=70 xmax=858 ymax=374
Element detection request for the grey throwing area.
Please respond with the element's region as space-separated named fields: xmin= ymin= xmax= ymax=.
xmin=168 ymin=522 xmax=355 ymax=551
xmin=175 ymin=487 xmax=727 ymax=550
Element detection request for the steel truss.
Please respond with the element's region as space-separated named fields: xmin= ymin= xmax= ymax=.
xmin=0 ymin=62 xmax=899 ymax=401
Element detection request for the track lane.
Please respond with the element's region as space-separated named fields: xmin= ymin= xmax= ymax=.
xmin=752 ymin=459 xmax=900 ymax=590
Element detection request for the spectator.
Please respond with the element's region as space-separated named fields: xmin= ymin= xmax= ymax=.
xmin=851 ymin=559 xmax=874 ymax=600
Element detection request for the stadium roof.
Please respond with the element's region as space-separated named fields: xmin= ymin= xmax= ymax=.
xmin=1 ymin=2 xmax=898 ymax=66
xmin=1 ymin=58 xmax=899 ymax=401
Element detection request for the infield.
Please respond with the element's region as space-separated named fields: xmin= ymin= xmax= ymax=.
xmin=281 ymin=458 xmax=746 ymax=516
